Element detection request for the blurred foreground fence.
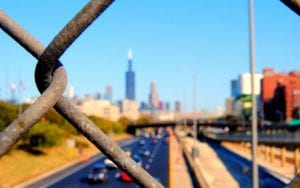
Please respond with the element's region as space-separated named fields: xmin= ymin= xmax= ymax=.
xmin=0 ymin=1 xmax=163 ymax=187
xmin=0 ymin=1 xmax=299 ymax=188
xmin=281 ymin=0 xmax=300 ymax=15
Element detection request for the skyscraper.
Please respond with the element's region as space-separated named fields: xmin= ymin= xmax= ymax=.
xmin=104 ymin=85 xmax=112 ymax=102
xmin=149 ymin=81 xmax=159 ymax=109
xmin=175 ymin=101 xmax=181 ymax=112
xmin=125 ymin=49 xmax=135 ymax=100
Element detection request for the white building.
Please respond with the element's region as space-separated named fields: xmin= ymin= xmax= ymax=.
xmin=153 ymin=111 xmax=175 ymax=121
xmin=78 ymin=98 xmax=120 ymax=121
xmin=238 ymin=73 xmax=263 ymax=95
xmin=121 ymin=99 xmax=139 ymax=121
xmin=229 ymin=73 xmax=263 ymax=116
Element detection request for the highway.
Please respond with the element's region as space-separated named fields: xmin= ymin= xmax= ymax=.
xmin=208 ymin=141 xmax=286 ymax=187
xmin=41 ymin=130 xmax=169 ymax=188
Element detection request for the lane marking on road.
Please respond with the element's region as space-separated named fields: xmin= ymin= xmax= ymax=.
xmin=145 ymin=164 xmax=150 ymax=170
xmin=41 ymin=137 xmax=141 ymax=187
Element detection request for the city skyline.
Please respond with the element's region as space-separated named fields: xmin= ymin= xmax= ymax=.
xmin=0 ymin=1 xmax=299 ymax=112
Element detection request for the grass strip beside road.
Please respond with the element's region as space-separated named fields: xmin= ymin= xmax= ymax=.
xmin=0 ymin=133 xmax=131 ymax=187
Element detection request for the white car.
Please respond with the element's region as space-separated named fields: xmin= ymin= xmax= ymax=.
xmin=139 ymin=139 xmax=146 ymax=145
xmin=104 ymin=158 xmax=117 ymax=168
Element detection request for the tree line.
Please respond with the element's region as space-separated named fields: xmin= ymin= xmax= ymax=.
xmin=0 ymin=101 xmax=150 ymax=148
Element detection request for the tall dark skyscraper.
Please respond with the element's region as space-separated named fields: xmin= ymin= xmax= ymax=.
xmin=125 ymin=49 xmax=135 ymax=100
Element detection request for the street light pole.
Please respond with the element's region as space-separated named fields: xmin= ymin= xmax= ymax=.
xmin=178 ymin=66 xmax=199 ymax=158
xmin=249 ymin=0 xmax=258 ymax=187
xmin=192 ymin=74 xmax=199 ymax=158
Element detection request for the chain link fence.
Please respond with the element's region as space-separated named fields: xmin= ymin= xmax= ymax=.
xmin=0 ymin=1 xmax=163 ymax=187
xmin=0 ymin=1 xmax=299 ymax=188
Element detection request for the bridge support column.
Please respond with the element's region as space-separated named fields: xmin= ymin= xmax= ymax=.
xmin=270 ymin=146 xmax=275 ymax=164
xmin=257 ymin=145 xmax=261 ymax=158
xmin=242 ymin=142 xmax=247 ymax=153
xmin=264 ymin=145 xmax=269 ymax=161
xmin=280 ymin=147 xmax=286 ymax=167
xmin=295 ymin=147 xmax=300 ymax=174
xmin=261 ymin=145 xmax=266 ymax=159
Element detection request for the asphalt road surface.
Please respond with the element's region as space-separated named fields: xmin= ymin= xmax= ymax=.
xmin=36 ymin=130 xmax=169 ymax=188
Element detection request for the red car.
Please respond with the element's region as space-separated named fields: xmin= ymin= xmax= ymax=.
xmin=119 ymin=172 xmax=133 ymax=182
xmin=118 ymin=155 xmax=142 ymax=183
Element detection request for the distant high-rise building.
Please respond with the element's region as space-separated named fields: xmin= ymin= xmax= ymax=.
xmin=158 ymin=101 xmax=164 ymax=111
xmin=231 ymin=79 xmax=239 ymax=98
xmin=125 ymin=49 xmax=135 ymax=100
xmin=96 ymin=90 xmax=101 ymax=99
xmin=140 ymin=101 xmax=150 ymax=111
xmin=165 ymin=102 xmax=170 ymax=111
xmin=231 ymin=73 xmax=263 ymax=98
xmin=239 ymin=73 xmax=263 ymax=96
xmin=149 ymin=82 xmax=159 ymax=108
xmin=225 ymin=98 xmax=234 ymax=116
xmin=105 ymin=85 xmax=112 ymax=102
xmin=175 ymin=101 xmax=181 ymax=112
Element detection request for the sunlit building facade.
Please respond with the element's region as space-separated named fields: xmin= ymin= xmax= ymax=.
xmin=261 ymin=68 xmax=300 ymax=121
xmin=78 ymin=98 xmax=120 ymax=121
xmin=121 ymin=99 xmax=139 ymax=121
xmin=149 ymin=82 xmax=159 ymax=109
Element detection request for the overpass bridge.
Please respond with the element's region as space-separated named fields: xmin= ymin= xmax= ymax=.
xmin=126 ymin=121 xmax=300 ymax=148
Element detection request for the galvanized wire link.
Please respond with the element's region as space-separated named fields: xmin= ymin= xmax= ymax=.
xmin=0 ymin=9 xmax=67 ymax=156
xmin=0 ymin=66 xmax=66 ymax=156
xmin=0 ymin=1 xmax=163 ymax=187
xmin=281 ymin=0 xmax=300 ymax=15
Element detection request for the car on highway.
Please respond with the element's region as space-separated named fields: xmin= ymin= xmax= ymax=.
xmin=139 ymin=139 xmax=146 ymax=145
xmin=138 ymin=149 xmax=151 ymax=157
xmin=133 ymin=154 xmax=143 ymax=165
xmin=104 ymin=158 xmax=117 ymax=169
xmin=117 ymin=154 xmax=143 ymax=183
xmin=104 ymin=148 xmax=133 ymax=169
xmin=86 ymin=163 xmax=108 ymax=184
xmin=119 ymin=171 xmax=133 ymax=182
xmin=151 ymin=138 xmax=158 ymax=144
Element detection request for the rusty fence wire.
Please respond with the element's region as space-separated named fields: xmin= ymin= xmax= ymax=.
xmin=0 ymin=1 xmax=163 ymax=187
xmin=0 ymin=1 xmax=299 ymax=188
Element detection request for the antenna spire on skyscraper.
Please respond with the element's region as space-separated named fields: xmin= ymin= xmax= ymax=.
xmin=128 ymin=48 xmax=133 ymax=61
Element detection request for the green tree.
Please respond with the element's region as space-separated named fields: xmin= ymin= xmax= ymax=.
xmin=23 ymin=121 xmax=63 ymax=147
xmin=112 ymin=122 xmax=126 ymax=134
xmin=43 ymin=108 xmax=78 ymax=136
xmin=89 ymin=116 xmax=114 ymax=134
xmin=44 ymin=108 xmax=63 ymax=124
xmin=118 ymin=117 xmax=132 ymax=127
xmin=136 ymin=116 xmax=152 ymax=124
xmin=0 ymin=101 xmax=18 ymax=131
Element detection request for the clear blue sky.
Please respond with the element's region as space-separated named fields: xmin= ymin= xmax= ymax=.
xmin=0 ymin=1 xmax=299 ymax=112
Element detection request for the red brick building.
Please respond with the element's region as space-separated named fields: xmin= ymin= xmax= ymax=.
xmin=261 ymin=68 xmax=300 ymax=121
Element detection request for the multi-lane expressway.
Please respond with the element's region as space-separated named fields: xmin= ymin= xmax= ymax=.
xmin=29 ymin=130 xmax=169 ymax=188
